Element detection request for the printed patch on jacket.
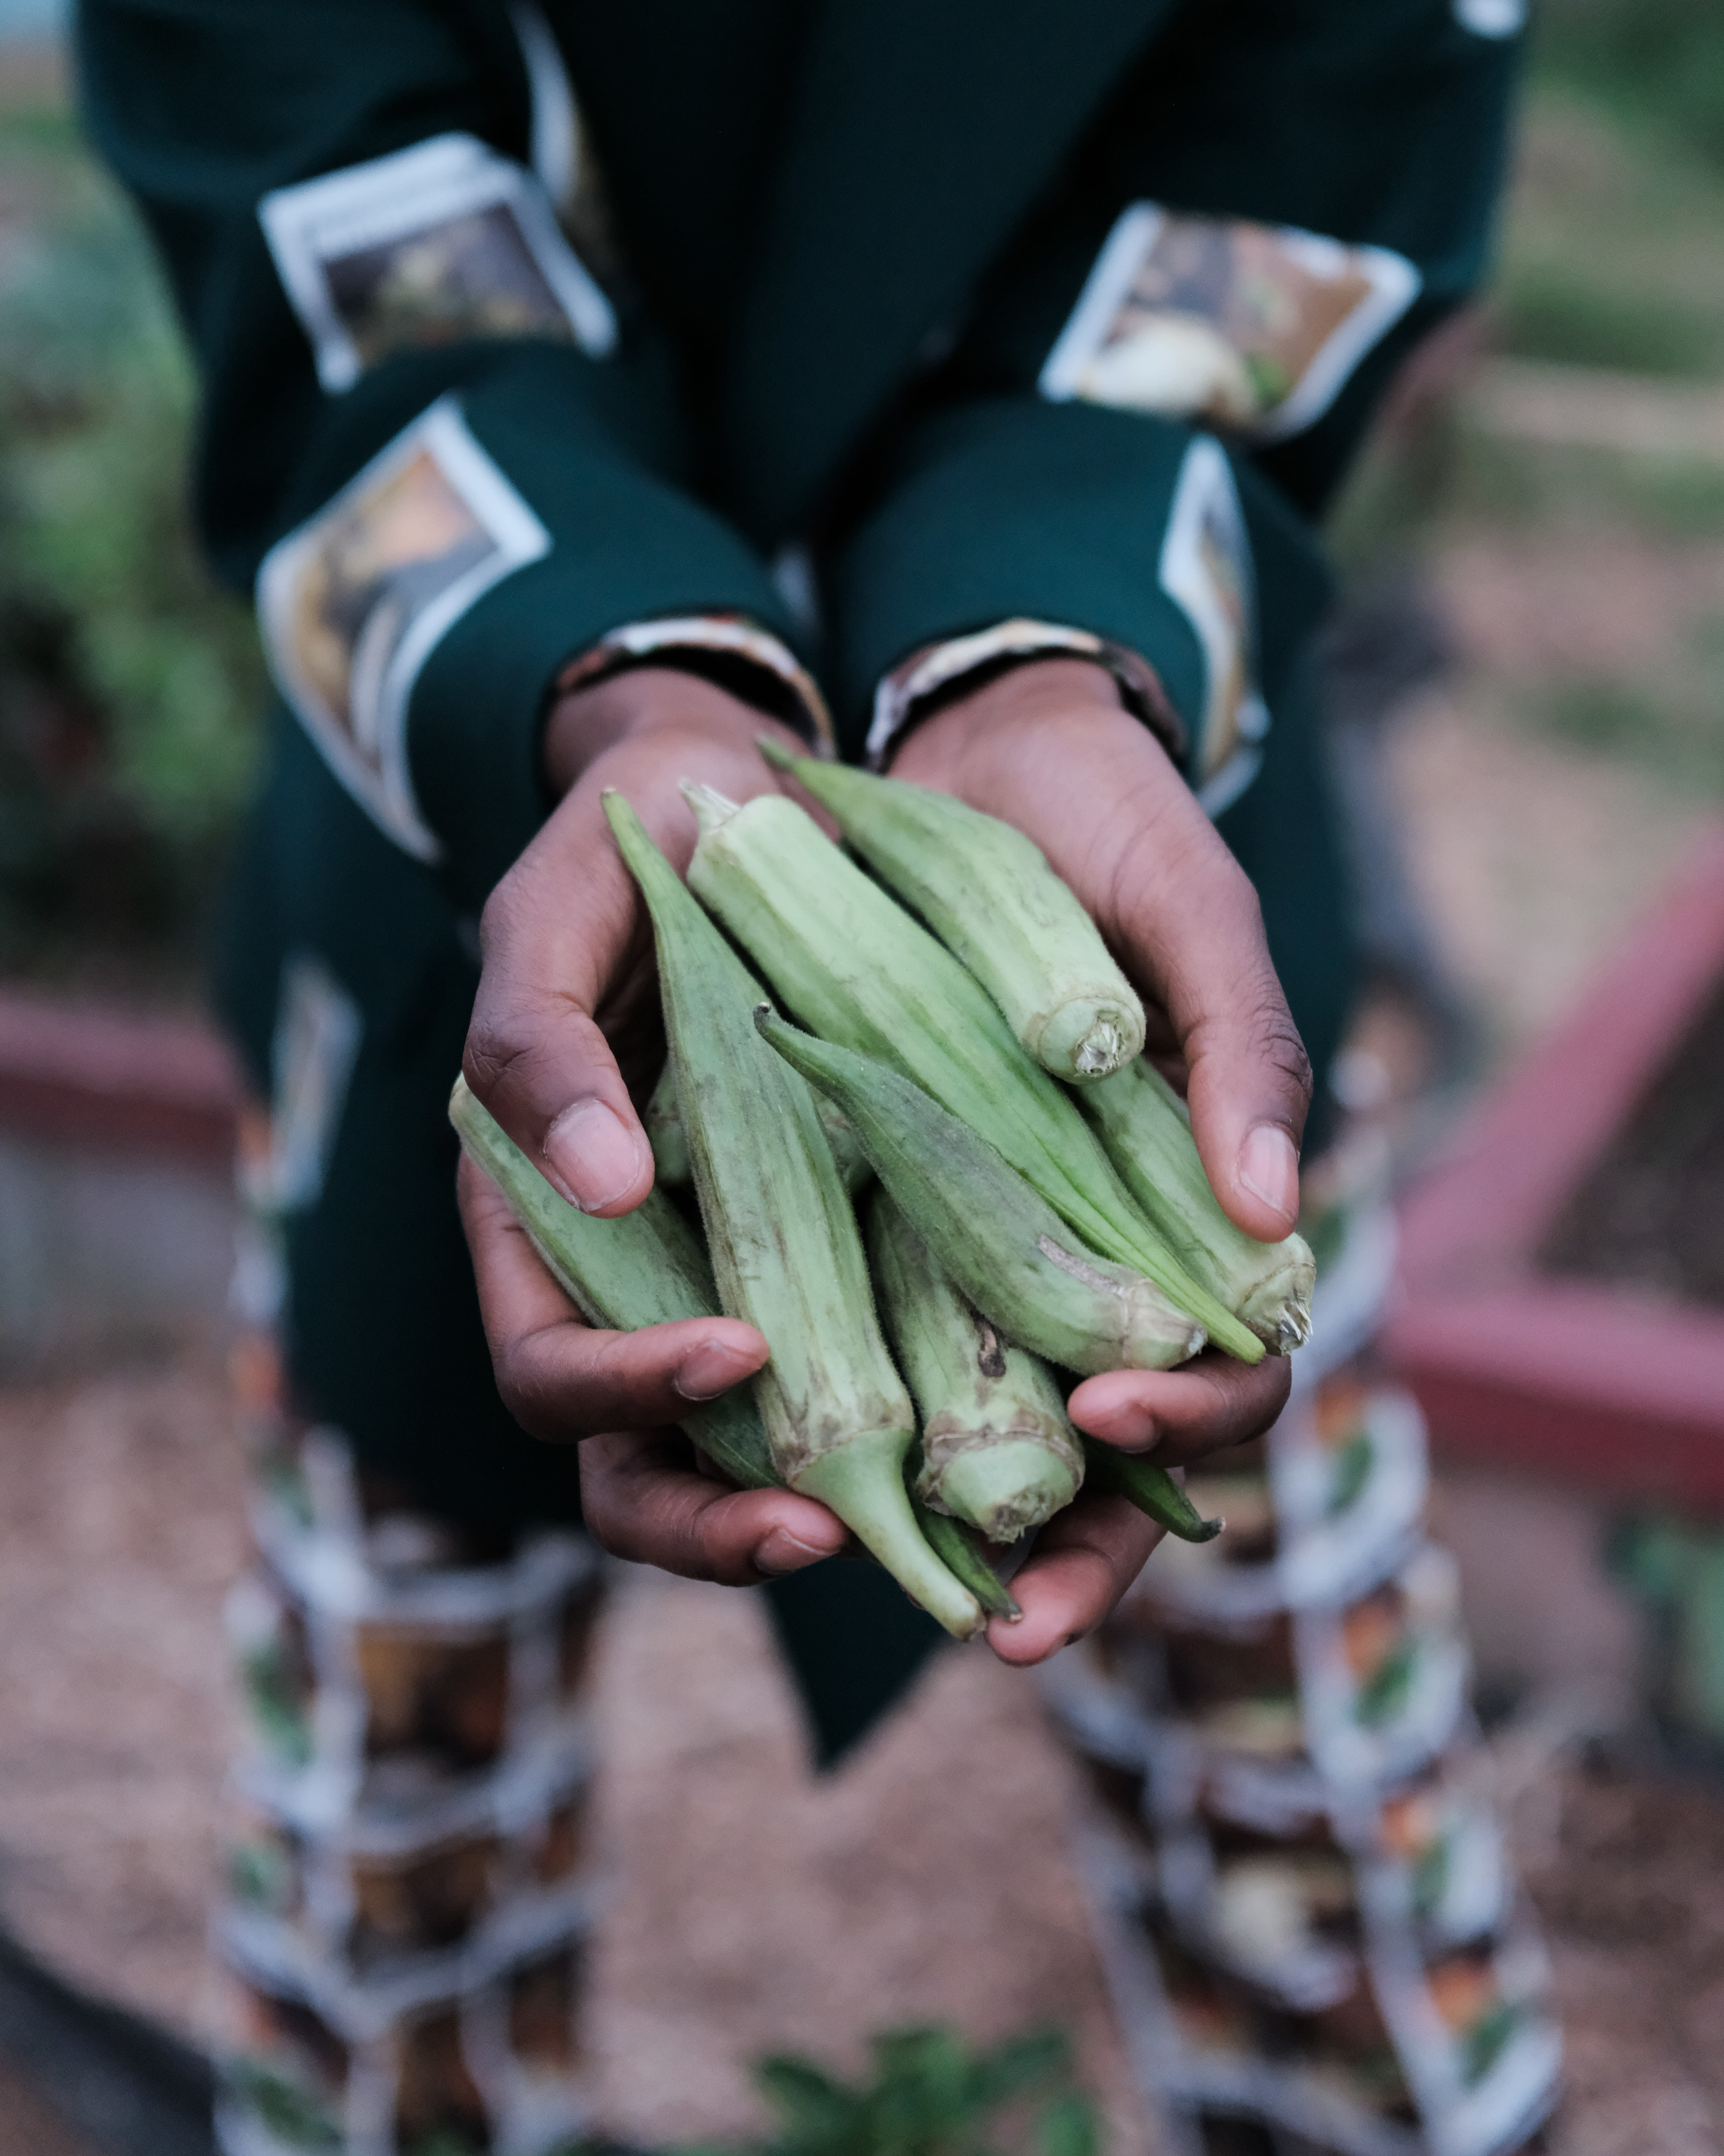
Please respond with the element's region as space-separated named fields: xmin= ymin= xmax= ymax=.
xmin=1159 ymin=437 xmax=1270 ymax=816
xmin=1041 ymin=206 xmax=1419 ymax=442
xmin=268 ymin=953 xmax=363 ymax=1215
xmin=256 ymin=396 xmax=550 ymax=859
xmin=259 ymin=132 xmax=616 ymax=395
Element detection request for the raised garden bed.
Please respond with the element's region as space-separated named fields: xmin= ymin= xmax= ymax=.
xmin=1386 ymin=823 xmax=1724 ymax=1512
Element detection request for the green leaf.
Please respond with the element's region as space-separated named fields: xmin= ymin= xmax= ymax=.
xmin=968 ymin=2031 xmax=1069 ymax=2111
xmin=755 ymin=2055 xmax=856 ymax=2140
xmin=1037 ymin=2094 xmax=1101 ymax=2156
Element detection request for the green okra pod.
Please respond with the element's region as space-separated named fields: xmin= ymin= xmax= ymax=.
xmin=645 ymin=1047 xmax=870 ymax=1196
xmin=1079 ymin=1435 xmax=1223 ymax=1545
xmin=1078 ymin=1056 xmax=1314 ymax=1353
xmin=868 ymin=1186 xmax=1083 ymax=1543
xmin=755 ymin=1008 xmax=1205 ymax=1377
xmin=685 ymin=783 xmax=1261 ymax=1363
xmin=644 ymin=1056 xmax=691 ymax=1187
xmin=448 ymin=1076 xmax=776 ymax=1491
xmin=760 ymin=742 xmax=1145 ymax=1081
xmin=910 ymin=1469 xmax=1021 ymax=1620
xmin=603 ymin=792 xmax=982 ymax=1640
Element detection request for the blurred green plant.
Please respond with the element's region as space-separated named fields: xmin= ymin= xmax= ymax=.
xmin=1536 ymin=0 xmax=1724 ymax=171
xmin=0 ymin=100 xmax=265 ymax=974
xmin=1491 ymin=84 xmax=1724 ymax=384
xmin=675 ymin=2027 xmax=1101 ymax=2156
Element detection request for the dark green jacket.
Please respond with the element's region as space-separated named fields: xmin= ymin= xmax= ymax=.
xmin=78 ymin=3 xmax=1518 ymax=1748
xmin=80 ymin=0 xmax=1517 ymax=917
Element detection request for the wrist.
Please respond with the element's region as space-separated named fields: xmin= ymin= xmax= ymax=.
xmin=891 ymin=656 xmax=1128 ymax=788
xmin=543 ymin=669 xmax=792 ymax=797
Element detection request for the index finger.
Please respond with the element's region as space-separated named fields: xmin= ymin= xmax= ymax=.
xmin=457 ymin=1152 xmax=769 ymax=1440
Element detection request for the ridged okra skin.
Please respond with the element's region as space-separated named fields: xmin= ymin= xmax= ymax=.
xmin=602 ymin=792 xmax=983 ymax=1640
xmin=1077 ymin=1058 xmax=1315 ymax=1354
xmin=646 ymin=1047 xmax=872 ymax=1196
xmin=756 ymin=1009 xmax=1204 ymax=1377
xmin=447 ymin=1076 xmax=776 ymax=1491
xmin=761 ymin=744 xmax=1145 ymax=1082
xmin=685 ymin=784 xmax=1261 ymax=1364
xmin=644 ymin=1058 xmax=691 ymax=1186
xmin=867 ymin=1187 xmax=1082 ymax=1542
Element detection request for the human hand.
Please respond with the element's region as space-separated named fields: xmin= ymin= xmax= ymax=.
xmin=886 ymin=658 xmax=1309 ymax=1662
xmin=458 ymin=669 xmax=848 ymax=1585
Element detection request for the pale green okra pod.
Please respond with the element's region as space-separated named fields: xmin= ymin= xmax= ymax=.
xmin=760 ymin=742 xmax=1146 ymax=1082
xmin=866 ymin=1187 xmax=1083 ymax=1544
xmin=755 ymin=1007 xmax=1205 ymax=1377
xmin=447 ymin=1076 xmax=776 ymax=1491
xmin=685 ymin=783 xmax=1262 ymax=1364
xmin=1078 ymin=1057 xmax=1315 ymax=1354
xmin=646 ymin=1045 xmax=871 ymax=1196
xmin=603 ymin=791 xmax=983 ymax=1640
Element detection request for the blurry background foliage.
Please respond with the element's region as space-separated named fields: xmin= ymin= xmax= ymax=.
xmin=677 ymin=2026 xmax=1100 ymax=2156
xmin=0 ymin=73 xmax=264 ymax=991
xmin=0 ymin=0 xmax=1722 ymax=986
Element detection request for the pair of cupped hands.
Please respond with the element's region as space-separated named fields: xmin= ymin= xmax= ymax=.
xmin=458 ymin=656 xmax=1311 ymax=1662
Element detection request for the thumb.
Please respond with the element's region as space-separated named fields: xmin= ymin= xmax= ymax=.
xmin=1170 ymin=893 xmax=1312 ymax=1242
xmin=1100 ymin=788 xmax=1313 ymax=1243
xmin=463 ymin=781 xmax=656 ymax=1219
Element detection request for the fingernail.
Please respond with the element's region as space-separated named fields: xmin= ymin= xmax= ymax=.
xmin=544 ymin=1099 xmax=651 ymax=1214
xmin=1236 ymin=1123 xmax=1299 ymax=1224
xmin=751 ymin=1527 xmax=835 ymax=1577
xmin=674 ymin=1337 xmax=755 ymax=1402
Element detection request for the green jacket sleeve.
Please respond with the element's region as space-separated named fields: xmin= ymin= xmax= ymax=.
xmin=77 ymin=0 xmax=803 ymax=906
xmin=824 ymin=0 xmax=1518 ymax=786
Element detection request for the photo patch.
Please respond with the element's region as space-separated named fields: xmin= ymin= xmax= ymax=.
xmin=1159 ymin=437 xmax=1270 ymax=817
xmin=1041 ymin=205 xmax=1419 ymax=442
xmin=259 ymin=131 xmax=616 ymax=394
xmin=257 ymin=397 xmax=551 ymax=859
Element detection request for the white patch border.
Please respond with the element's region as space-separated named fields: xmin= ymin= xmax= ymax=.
xmin=269 ymin=953 xmax=364 ymax=1215
xmin=1040 ymin=202 xmax=1421 ymax=444
xmin=256 ymin=395 xmax=552 ymax=862
xmin=1454 ymin=0 xmax=1527 ymax=38
xmin=259 ymin=131 xmax=616 ymax=394
xmin=1158 ymin=435 xmax=1272 ymax=817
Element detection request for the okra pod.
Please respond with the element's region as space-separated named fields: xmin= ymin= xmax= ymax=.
xmin=867 ymin=1186 xmax=1082 ymax=1542
xmin=1079 ymin=1435 xmax=1223 ymax=1545
xmin=1078 ymin=1057 xmax=1314 ymax=1353
xmin=755 ymin=1008 xmax=1205 ymax=1376
xmin=644 ymin=1056 xmax=691 ymax=1186
xmin=603 ymin=792 xmax=982 ymax=1639
xmin=910 ymin=1467 xmax=1021 ymax=1620
xmin=447 ymin=1076 xmax=776 ymax=1491
xmin=761 ymin=742 xmax=1145 ymax=1081
xmin=685 ymin=784 xmax=1261 ymax=1362
xmin=645 ymin=1049 xmax=870 ymax=1196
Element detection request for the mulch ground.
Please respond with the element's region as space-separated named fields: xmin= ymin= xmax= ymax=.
xmin=1 ymin=1362 xmax=1723 ymax=2153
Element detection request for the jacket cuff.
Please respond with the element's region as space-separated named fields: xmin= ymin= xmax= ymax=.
xmin=826 ymin=397 xmax=1331 ymax=808
xmin=865 ymin=617 xmax=1181 ymax=769
xmin=556 ymin=615 xmax=834 ymax=752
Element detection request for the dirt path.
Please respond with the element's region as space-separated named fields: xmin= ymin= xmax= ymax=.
xmin=2 ymin=1363 xmax=1724 ymax=2152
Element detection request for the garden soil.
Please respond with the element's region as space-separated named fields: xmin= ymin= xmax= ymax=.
xmin=2 ymin=1363 xmax=1724 ymax=2155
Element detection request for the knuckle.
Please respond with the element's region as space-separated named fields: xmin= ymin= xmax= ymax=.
xmin=491 ymin=1335 xmax=563 ymax=1441
xmin=461 ymin=1013 xmax=535 ymax=1103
